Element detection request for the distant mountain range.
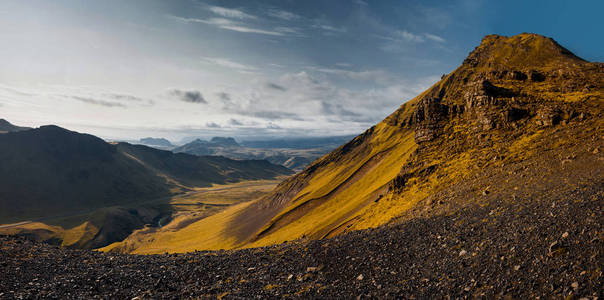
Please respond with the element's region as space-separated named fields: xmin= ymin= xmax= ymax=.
xmin=172 ymin=136 xmax=354 ymax=171
xmin=130 ymin=135 xmax=353 ymax=171
xmin=139 ymin=137 xmax=173 ymax=148
xmin=0 ymin=119 xmax=31 ymax=133
xmin=240 ymin=136 xmax=355 ymax=149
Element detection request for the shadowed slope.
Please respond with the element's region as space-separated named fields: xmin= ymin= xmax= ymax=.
xmin=0 ymin=119 xmax=31 ymax=133
xmin=0 ymin=126 xmax=292 ymax=226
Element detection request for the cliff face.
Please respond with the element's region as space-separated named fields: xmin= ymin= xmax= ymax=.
xmin=105 ymin=34 xmax=604 ymax=254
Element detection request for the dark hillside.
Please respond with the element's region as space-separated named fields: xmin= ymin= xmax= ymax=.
xmin=0 ymin=119 xmax=31 ymax=133
xmin=0 ymin=126 xmax=292 ymax=224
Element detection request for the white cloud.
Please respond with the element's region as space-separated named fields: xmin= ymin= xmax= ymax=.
xmin=220 ymin=25 xmax=284 ymax=36
xmin=304 ymin=66 xmax=393 ymax=85
xmin=274 ymin=26 xmax=302 ymax=35
xmin=425 ymin=33 xmax=445 ymax=43
xmin=169 ymin=16 xmax=284 ymax=36
xmin=335 ymin=62 xmax=353 ymax=68
xmin=207 ymin=6 xmax=257 ymax=20
xmin=312 ymin=20 xmax=347 ymax=35
xmin=196 ymin=17 xmax=234 ymax=26
xmin=69 ymin=96 xmax=126 ymax=108
xmin=200 ymin=56 xmax=256 ymax=71
xmin=267 ymin=9 xmax=300 ymax=20
xmin=209 ymin=70 xmax=438 ymax=130
xmin=396 ymin=30 xmax=425 ymax=43
xmin=316 ymin=24 xmax=346 ymax=33
xmin=377 ymin=29 xmax=447 ymax=53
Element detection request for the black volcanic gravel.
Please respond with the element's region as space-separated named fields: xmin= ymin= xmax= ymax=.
xmin=1 ymin=182 xmax=602 ymax=299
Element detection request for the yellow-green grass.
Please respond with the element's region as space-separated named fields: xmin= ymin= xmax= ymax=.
xmin=246 ymin=124 xmax=417 ymax=247
xmin=0 ymin=221 xmax=99 ymax=248
xmin=98 ymin=179 xmax=282 ymax=253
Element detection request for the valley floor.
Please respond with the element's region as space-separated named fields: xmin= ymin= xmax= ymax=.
xmin=1 ymin=179 xmax=601 ymax=299
xmin=0 ymin=179 xmax=284 ymax=250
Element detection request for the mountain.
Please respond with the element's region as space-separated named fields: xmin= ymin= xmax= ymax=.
xmin=0 ymin=125 xmax=292 ymax=226
xmin=173 ymin=136 xmax=350 ymax=171
xmin=172 ymin=138 xmax=232 ymax=155
xmin=105 ymin=33 xmax=603 ymax=253
xmin=139 ymin=137 xmax=173 ymax=147
xmin=0 ymin=119 xmax=31 ymax=133
xmin=240 ymin=136 xmax=355 ymax=149
xmin=210 ymin=136 xmax=240 ymax=147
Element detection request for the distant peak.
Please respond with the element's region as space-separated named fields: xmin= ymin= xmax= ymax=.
xmin=39 ymin=125 xmax=68 ymax=131
xmin=210 ymin=137 xmax=240 ymax=147
xmin=464 ymin=33 xmax=585 ymax=70
xmin=0 ymin=119 xmax=32 ymax=132
xmin=140 ymin=137 xmax=173 ymax=147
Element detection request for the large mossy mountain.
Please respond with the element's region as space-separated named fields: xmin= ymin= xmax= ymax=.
xmin=0 ymin=125 xmax=292 ymax=224
xmin=105 ymin=33 xmax=603 ymax=253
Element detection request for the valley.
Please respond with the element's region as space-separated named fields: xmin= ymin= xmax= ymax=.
xmin=0 ymin=179 xmax=284 ymax=251
xmin=0 ymin=125 xmax=292 ymax=249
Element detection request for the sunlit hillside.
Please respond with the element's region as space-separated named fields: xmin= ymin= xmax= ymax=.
xmin=104 ymin=34 xmax=604 ymax=254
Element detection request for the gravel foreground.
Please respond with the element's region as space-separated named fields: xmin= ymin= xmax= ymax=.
xmin=1 ymin=181 xmax=602 ymax=299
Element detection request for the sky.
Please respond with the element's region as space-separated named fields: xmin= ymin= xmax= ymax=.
xmin=0 ymin=0 xmax=602 ymax=142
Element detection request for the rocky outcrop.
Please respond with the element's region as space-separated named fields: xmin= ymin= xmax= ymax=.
xmin=413 ymin=97 xmax=447 ymax=142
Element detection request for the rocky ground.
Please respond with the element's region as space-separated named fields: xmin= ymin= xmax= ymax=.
xmin=1 ymin=177 xmax=602 ymax=299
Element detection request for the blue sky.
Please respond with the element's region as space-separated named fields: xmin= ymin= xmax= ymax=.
xmin=0 ymin=0 xmax=602 ymax=142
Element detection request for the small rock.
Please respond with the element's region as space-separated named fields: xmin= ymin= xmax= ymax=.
xmin=357 ymin=274 xmax=364 ymax=281
xmin=459 ymin=250 xmax=467 ymax=256
xmin=561 ymin=232 xmax=569 ymax=239
xmin=247 ymin=267 xmax=255 ymax=271
xmin=306 ymin=267 xmax=318 ymax=273
xmin=571 ymin=281 xmax=579 ymax=290
xmin=548 ymin=241 xmax=565 ymax=256
xmin=593 ymin=148 xmax=600 ymax=154
xmin=286 ymin=274 xmax=293 ymax=281
xmin=514 ymin=265 xmax=521 ymax=271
